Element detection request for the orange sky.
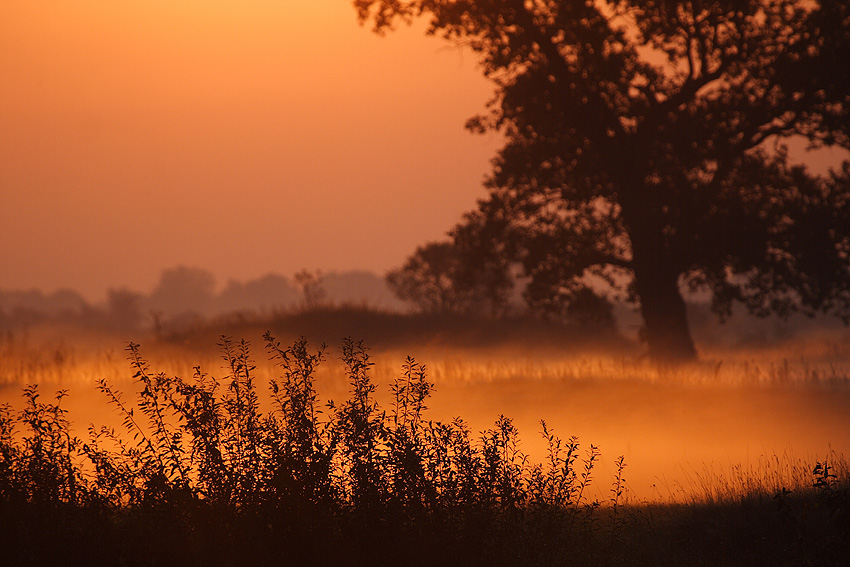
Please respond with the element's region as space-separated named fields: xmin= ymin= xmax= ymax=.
xmin=3 ymin=1 xmax=847 ymax=303
xmin=1 ymin=0 xmax=499 ymax=301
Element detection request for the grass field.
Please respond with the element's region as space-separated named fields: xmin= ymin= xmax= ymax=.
xmin=3 ymin=313 xmax=848 ymax=502
xmin=1 ymin=310 xmax=849 ymax=565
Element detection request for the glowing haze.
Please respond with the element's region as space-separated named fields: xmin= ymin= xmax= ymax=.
xmin=0 ymin=0 xmax=499 ymax=301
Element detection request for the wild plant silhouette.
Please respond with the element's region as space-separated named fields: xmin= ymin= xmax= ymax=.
xmin=1 ymin=335 xmax=848 ymax=566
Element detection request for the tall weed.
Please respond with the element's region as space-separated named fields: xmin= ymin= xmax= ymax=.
xmin=1 ymin=334 xmax=847 ymax=566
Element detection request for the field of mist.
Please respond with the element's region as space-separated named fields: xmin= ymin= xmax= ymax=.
xmin=2 ymin=294 xmax=848 ymax=504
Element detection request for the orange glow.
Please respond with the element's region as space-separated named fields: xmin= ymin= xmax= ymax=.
xmin=1 ymin=0 xmax=499 ymax=300
xmin=2 ymin=328 xmax=848 ymax=503
xmin=3 ymin=0 xmax=849 ymax=506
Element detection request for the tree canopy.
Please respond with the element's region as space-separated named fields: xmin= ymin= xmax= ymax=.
xmin=359 ymin=0 xmax=850 ymax=360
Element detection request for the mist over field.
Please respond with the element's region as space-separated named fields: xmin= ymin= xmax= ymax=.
xmin=4 ymin=0 xmax=850 ymax=563
xmin=3 ymin=270 xmax=848 ymax=502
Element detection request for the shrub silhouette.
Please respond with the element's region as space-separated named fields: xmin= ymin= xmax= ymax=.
xmin=1 ymin=334 xmax=848 ymax=566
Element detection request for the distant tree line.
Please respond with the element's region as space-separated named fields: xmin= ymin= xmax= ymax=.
xmin=385 ymin=238 xmax=618 ymax=330
xmin=0 ymin=268 xmax=405 ymax=333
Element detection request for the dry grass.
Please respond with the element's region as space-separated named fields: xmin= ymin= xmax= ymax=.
xmin=2 ymin=318 xmax=849 ymax=502
xmin=1 ymin=316 xmax=849 ymax=565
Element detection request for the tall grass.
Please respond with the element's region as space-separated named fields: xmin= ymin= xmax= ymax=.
xmin=1 ymin=334 xmax=848 ymax=566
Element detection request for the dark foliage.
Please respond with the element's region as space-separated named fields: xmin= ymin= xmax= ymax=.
xmin=361 ymin=0 xmax=850 ymax=361
xmin=253 ymin=304 xmax=628 ymax=353
xmin=386 ymin=240 xmax=515 ymax=317
xmin=0 ymin=336 xmax=848 ymax=566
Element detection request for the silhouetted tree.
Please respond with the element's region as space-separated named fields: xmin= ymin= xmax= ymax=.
xmin=355 ymin=0 xmax=850 ymax=359
xmin=106 ymin=287 xmax=144 ymax=331
xmin=217 ymin=273 xmax=300 ymax=313
xmin=148 ymin=266 xmax=216 ymax=317
xmin=386 ymin=239 xmax=514 ymax=315
xmin=294 ymin=270 xmax=328 ymax=309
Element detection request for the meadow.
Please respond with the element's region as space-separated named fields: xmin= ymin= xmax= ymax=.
xmin=1 ymin=308 xmax=848 ymax=566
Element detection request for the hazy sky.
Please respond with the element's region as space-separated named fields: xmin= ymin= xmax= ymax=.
xmin=1 ymin=0 xmax=500 ymax=301
xmin=3 ymin=1 xmax=847 ymax=304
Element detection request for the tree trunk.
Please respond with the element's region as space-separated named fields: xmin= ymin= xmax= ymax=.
xmin=614 ymin=152 xmax=697 ymax=361
xmin=632 ymin=262 xmax=698 ymax=362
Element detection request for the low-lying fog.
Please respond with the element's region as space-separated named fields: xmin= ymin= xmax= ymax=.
xmin=3 ymin=324 xmax=848 ymax=503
